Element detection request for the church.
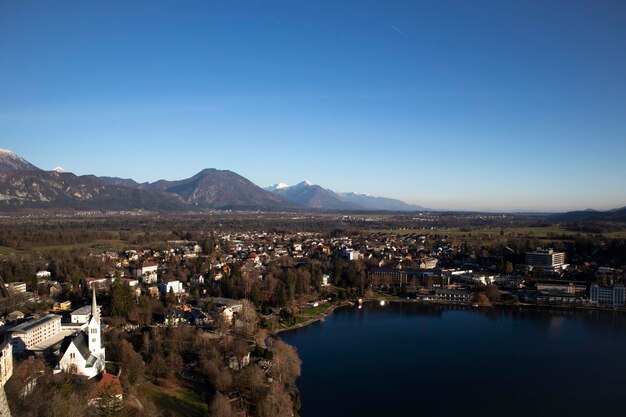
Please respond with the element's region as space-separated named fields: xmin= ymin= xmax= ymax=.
xmin=54 ymin=289 xmax=106 ymax=379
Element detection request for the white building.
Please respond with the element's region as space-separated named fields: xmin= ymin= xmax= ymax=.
xmin=228 ymin=352 xmax=251 ymax=371
xmin=590 ymin=283 xmax=625 ymax=308
xmin=525 ymin=249 xmax=566 ymax=272
xmin=135 ymin=260 xmax=158 ymax=284
xmin=71 ymin=305 xmax=101 ymax=325
xmin=190 ymin=275 xmax=205 ymax=286
xmin=55 ymin=289 xmax=106 ymax=379
xmin=36 ymin=270 xmax=51 ymax=280
xmin=0 ymin=341 xmax=12 ymax=417
xmin=321 ymin=274 xmax=330 ymax=287
xmin=419 ymin=258 xmax=439 ymax=269
xmin=0 ymin=341 xmax=13 ymax=386
xmin=159 ymin=280 xmax=184 ymax=295
xmin=6 ymin=282 xmax=26 ymax=295
xmin=342 ymin=248 xmax=363 ymax=261
xmin=454 ymin=273 xmax=497 ymax=286
xmin=9 ymin=315 xmax=62 ymax=354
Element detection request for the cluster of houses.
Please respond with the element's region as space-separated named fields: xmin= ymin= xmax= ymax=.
xmin=0 ymin=289 xmax=121 ymax=416
xmin=369 ymin=249 xmax=626 ymax=308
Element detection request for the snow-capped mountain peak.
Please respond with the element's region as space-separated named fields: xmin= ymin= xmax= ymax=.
xmin=0 ymin=148 xmax=41 ymax=172
xmin=294 ymin=180 xmax=314 ymax=188
xmin=266 ymin=182 xmax=290 ymax=191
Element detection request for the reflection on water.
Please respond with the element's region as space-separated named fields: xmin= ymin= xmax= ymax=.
xmin=280 ymin=302 xmax=626 ymax=417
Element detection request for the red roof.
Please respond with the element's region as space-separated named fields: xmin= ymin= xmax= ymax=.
xmin=98 ymin=370 xmax=123 ymax=396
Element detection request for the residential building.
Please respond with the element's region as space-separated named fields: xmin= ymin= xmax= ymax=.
xmin=83 ymin=277 xmax=110 ymax=291
xmin=6 ymin=282 xmax=26 ymax=295
xmin=190 ymin=275 xmax=205 ymax=286
xmin=369 ymin=268 xmax=444 ymax=290
xmin=120 ymin=278 xmax=139 ymax=287
xmin=494 ymin=275 xmax=525 ymax=288
xmin=206 ymin=297 xmax=243 ymax=321
xmin=9 ymin=315 xmax=62 ymax=354
xmin=419 ymin=258 xmax=438 ymax=269
xmin=228 ymin=352 xmax=251 ymax=371
xmin=369 ymin=268 xmax=405 ymax=287
xmin=71 ymin=305 xmax=101 ymax=324
xmin=536 ymin=281 xmax=586 ymax=295
xmin=0 ymin=341 xmax=12 ymax=417
xmin=535 ymin=292 xmax=580 ymax=305
xmin=0 ymin=341 xmax=12 ymax=386
xmin=159 ymin=280 xmax=184 ymax=295
xmin=135 ymin=260 xmax=158 ymax=284
xmin=525 ymin=249 xmax=566 ymax=272
xmin=342 ymin=248 xmax=363 ymax=261
xmin=433 ymin=288 xmax=471 ymax=303
xmin=36 ymin=270 xmax=52 ymax=279
xmin=590 ymin=283 xmax=625 ymax=308
xmin=453 ymin=273 xmax=497 ymax=286
xmin=52 ymin=301 xmax=72 ymax=311
xmin=321 ymin=274 xmax=330 ymax=287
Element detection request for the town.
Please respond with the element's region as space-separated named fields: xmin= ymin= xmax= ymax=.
xmin=0 ymin=212 xmax=624 ymax=416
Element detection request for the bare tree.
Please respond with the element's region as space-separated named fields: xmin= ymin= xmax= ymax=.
xmin=209 ymin=392 xmax=237 ymax=417
xmin=233 ymin=365 xmax=268 ymax=402
xmin=200 ymin=357 xmax=233 ymax=392
xmin=257 ymin=382 xmax=293 ymax=417
xmin=119 ymin=339 xmax=145 ymax=385
xmin=270 ymin=339 xmax=301 ymax=388
xmin=236 ymin=299 xmax=258 ymax=339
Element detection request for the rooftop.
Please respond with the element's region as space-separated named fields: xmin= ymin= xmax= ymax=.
xmin=10 ymin=314 xmax=61 ymax=333
xmin=72 ymin=306 xmax=94 ymax=315
xmin=29 ymin=329 xmax=76 ymax=352
xmin=208 ymin=297 xmax=243 ymax=307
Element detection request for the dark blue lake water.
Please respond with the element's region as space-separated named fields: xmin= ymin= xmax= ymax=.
xmin=279 ymin=302 xmax=626 ymax=417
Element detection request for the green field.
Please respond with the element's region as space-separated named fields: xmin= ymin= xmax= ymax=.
xmin=31 ymin=239 xmax=128 ymax=253
xmin=0 ymin=239 xmax=130 ymax=255
xmin=136 ymin=381 xmax=208 ymax=417
xmin=0 ymin=246 xmax=20 ymax=255
xmin=366 ymin=226 xmax=626 ymax=239
xmin=295 ymin=303 xmax=331 ymax=321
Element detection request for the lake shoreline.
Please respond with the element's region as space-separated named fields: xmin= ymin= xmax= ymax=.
xmin=276 ymin=296 xmax=626 ymax=335
xmin=273 ymin=301 xmax=353 ymax=335
xmin=279 ymin=301 xmax=626 ymax=417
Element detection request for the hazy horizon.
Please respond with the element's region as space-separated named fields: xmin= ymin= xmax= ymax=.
xmin=2 ymin=1 xmax=625 ymax=212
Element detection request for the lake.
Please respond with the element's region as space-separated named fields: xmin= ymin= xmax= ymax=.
xmin=279 ymin=302 xmax=626 ymax=417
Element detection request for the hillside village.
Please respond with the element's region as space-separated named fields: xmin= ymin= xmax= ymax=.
xmin=0 ymin=221 xmax=624 ymax=416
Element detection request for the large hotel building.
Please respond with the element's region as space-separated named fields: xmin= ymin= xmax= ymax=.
xmin=525 ymin=249 xmax=566 ymax=272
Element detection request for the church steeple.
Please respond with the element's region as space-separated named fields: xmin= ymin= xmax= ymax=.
xmin=91 ymin=287 xmax=100 ymax=324
xmin=88 ymin=287 xmax=101 ymax=354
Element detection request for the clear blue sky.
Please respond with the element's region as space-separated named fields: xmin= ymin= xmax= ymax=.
xmin=1 ymin=1 xmax=625 ymax=211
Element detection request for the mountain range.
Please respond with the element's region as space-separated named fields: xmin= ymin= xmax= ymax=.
xmin=265 ymin=181 xmax=426 ymax=211
xmin=2 ymin=148 xmax=623 ymax=218
xmin=551 ymin=207 xmax=626 ymax=222
xmin=0 ymin=148 xmax=422 ymax=213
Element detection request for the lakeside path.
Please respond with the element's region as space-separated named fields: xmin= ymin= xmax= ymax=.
xmin=274 ymin=301 xmax=353 ymax=334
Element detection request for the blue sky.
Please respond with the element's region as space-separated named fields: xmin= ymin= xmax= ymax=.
xmin=1 ymin=1 xmax=625 ymax=211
